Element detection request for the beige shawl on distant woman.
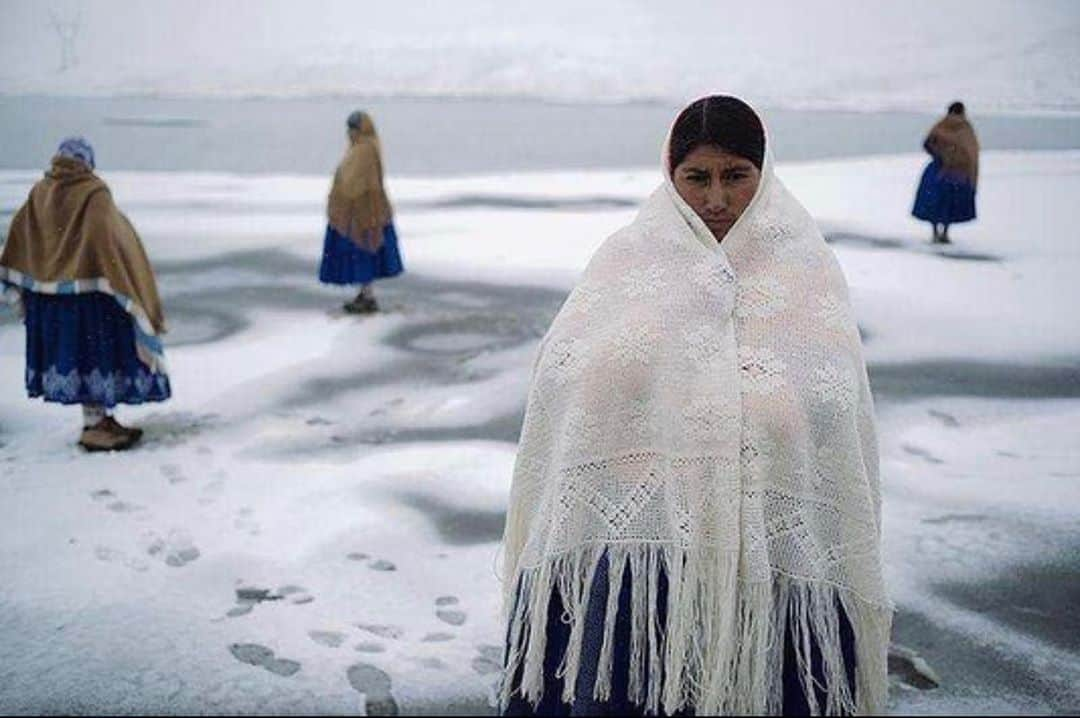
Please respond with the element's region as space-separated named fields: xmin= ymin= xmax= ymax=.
xmin=925 ymin=112 xmax=980 ymax=186
xmin=327 ymin=114 xmax=393 ymax=252
xmin=1 ymin=156 xmax=167 ymax=371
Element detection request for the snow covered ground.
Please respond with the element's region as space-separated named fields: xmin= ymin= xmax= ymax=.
xmin=1 ymin=151 xmax=1078 ymax=714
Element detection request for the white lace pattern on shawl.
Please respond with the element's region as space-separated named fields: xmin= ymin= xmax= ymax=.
xmin=501 ymin=104 xmax=892 ymax=715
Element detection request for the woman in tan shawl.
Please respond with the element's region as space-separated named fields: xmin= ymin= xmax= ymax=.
xmin=319 ymin=111 xmax=404 ymax=313
xmin=912 ymin=101 xmax=979 ymax=243
xmin=1 ymin=137 xmax=171 ymax=452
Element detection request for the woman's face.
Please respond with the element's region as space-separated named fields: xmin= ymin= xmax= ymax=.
xmin=672 ymin=145 xmax=761 ymax=241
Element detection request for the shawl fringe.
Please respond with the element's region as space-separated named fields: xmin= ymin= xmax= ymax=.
xmin=501 ymin=544 xmax=891 ymax=716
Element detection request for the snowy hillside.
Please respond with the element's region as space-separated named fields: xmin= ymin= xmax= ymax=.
xmin=1 ymin=0 xmax=1079 ymax=114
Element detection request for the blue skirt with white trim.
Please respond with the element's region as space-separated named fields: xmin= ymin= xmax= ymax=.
xmin=22 ymin=290 xmax=171 ymax=408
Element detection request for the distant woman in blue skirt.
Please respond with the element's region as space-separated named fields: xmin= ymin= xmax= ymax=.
xmin=319 ymin=111 xmax=404 ymax=313
xmin=1 ymin=137 xmax=171 ymax=451
xmin=912 ymin=101 xmax=980 ymax=243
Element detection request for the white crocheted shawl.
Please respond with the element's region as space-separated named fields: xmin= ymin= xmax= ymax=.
xmin=501 ymin=100 xmax=892 ymax=715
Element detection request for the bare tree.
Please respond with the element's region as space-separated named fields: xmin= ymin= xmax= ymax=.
xmin=49 ymin=7 xmax=82 ymax=73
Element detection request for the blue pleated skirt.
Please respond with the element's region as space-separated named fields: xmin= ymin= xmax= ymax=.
xmin=912 ymin=159 xmax=977 ymax=225
xmin=318 ymin=222 xmax=404 ymax=286
xmin=502 ymin=554 xmax=856 ymax=717
xmin=22 ymin=290 xmax=171 ymax=408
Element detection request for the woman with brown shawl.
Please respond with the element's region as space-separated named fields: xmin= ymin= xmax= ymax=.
xmin=1 ymin=137 xmax=171 ymax=451
xmin=319 ymin=111 xmax=404 ymax=313
xmin=912 ymin=101 xmax=979 ymax=243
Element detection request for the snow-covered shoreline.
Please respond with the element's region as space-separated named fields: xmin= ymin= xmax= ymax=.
xmin=1 ymin=152 xmax=1078 ymax=714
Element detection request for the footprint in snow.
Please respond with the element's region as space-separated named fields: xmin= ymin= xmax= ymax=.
xmin=355 ymin=641 xmax=386 ymax=653
xmin=94 ymin=545 xmax=149 ymax=573
xmin=277 ymin=584 xmax=315 ymax=605
xmin=900 ymin=443 xmax=945 ymax=465
xmin=356 ymin=623 xmax=404 ymax=640
xmin=142 ymin=529 xmax=200 ymax=567
xmin=90 ymin=489 xmax=144 ymax=514
xmin=436 ymin=609 xmax=467 ymax=627
xmin=927 ymin=409 xmax=960 ymax=427
xmin=160 ymin=464 xmax=188 ymax=484
xmin=308 ymin=630 xmax=346 ymax=648
xmin=472 ymin=644 xmax=502 ymax=675
xmin=227 ymin=584 xmax=312 ymax=617
xmin=346 ymin=663 xmax=398 ymax=716
xmin=345 ymin=552 xmax=395 ymax=571
xmin=229 ymin=643 xmax=301 ymax=677
xmin=434 ymin=594 xmax=467 ymax=626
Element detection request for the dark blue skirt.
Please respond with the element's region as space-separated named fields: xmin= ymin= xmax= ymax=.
xmin=912 ymin=159 xmax=976 ymax=224
xmin=318 ymin=222 xmax=404 ymax=285
xmin=22 ymin=290 xmax=171 ymax=408
xmin=502 ymin=555 xmax=856 ymax=717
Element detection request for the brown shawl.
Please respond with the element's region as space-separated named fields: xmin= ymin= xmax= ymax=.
xmin=327 ymin=114 xmax=393 ymax=252
xmin=1 ymin=156 xmax=166 ymax=333
xmin=925 ymin=112 xmax=980 ymax=186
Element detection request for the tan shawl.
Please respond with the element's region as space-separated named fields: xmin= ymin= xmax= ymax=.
xmin=327 ymin=114 xmax=393 ymax=252
xmin=1 ymin=157 xmax=166 ymax=336
xmin=925 ymin=112 xmax=980 ymax=186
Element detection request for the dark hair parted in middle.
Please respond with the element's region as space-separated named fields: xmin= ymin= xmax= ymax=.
xmin=668 ymin=96 xmax=765 ymax=174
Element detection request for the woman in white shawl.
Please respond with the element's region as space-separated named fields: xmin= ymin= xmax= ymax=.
xmin=500 ymin=96 xmax=891 ymax=716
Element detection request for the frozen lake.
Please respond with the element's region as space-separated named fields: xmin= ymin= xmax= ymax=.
xmin=3 ymin=95 xmax=1080 ymax=175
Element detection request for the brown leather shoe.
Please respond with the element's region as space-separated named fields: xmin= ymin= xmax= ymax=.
xmin=79 ymin=420 xmax=137 ymax=452
xmin=103 ymin=416 xmax=144 ymax=443
xmin=343 ymin=296 xmax=379 ymax=314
